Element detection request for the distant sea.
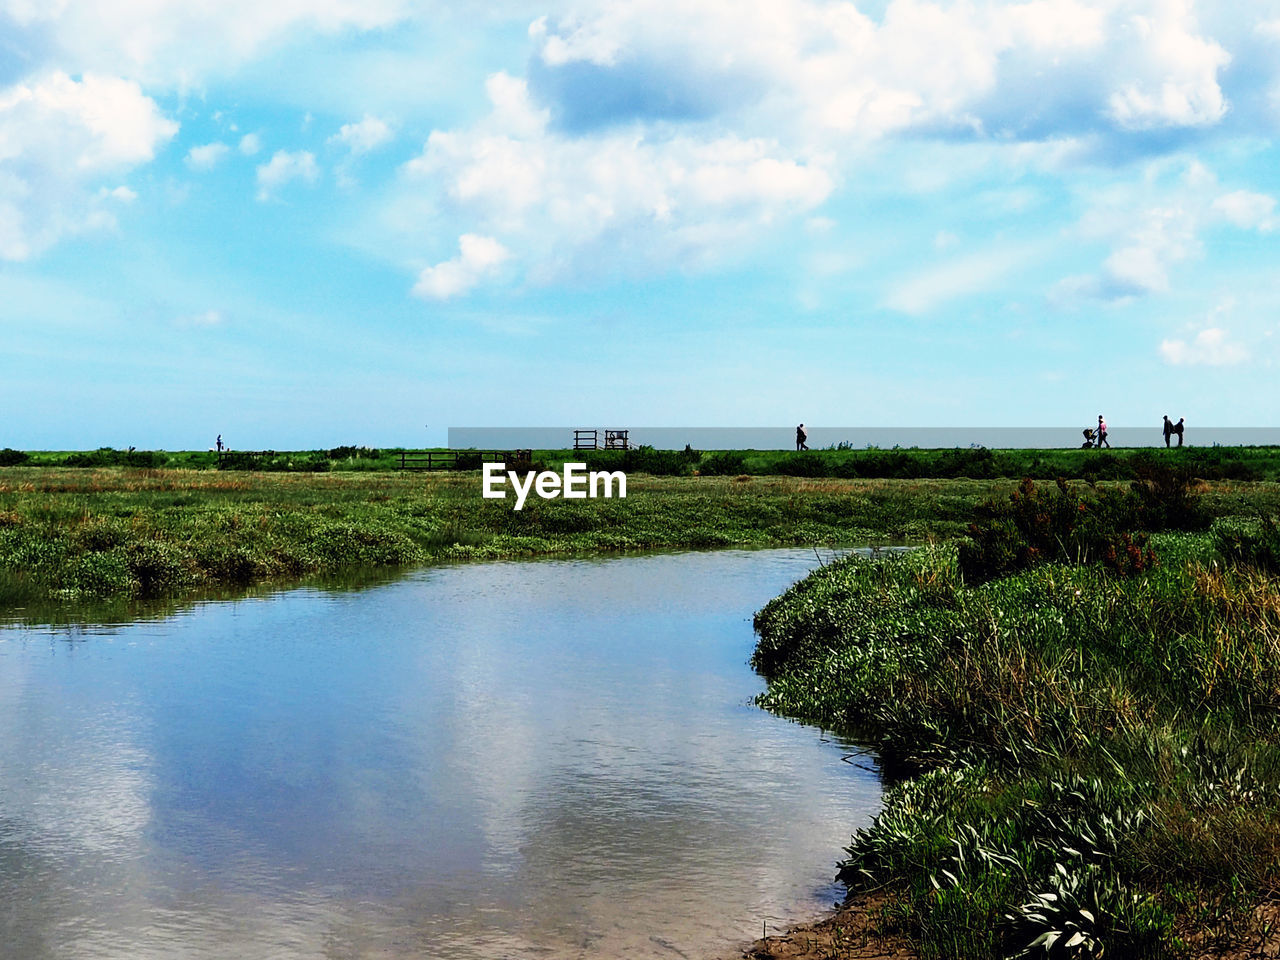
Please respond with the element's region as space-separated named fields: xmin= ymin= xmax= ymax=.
xmin=449 ymin=427 xmax=1280 ymax=451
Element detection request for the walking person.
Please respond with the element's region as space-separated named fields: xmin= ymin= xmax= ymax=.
xmin=1173 ymin=417 xmax=1185 ymax=447
xmin=1162 ymin=416 xmax=1173 ymax=448
xmin=796 ymin=423 xmax=809 ymax=451
xmin=1096 ymin=415 xmax=1110 ymax=449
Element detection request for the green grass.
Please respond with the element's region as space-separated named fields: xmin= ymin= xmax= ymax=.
xmin=0 ymin=468 xmax=1001 ymax=613
xmin=752 ymin=492 xmax=1280 ymax=958
xmin=9 ymin=444 xmax=1280 ymax=481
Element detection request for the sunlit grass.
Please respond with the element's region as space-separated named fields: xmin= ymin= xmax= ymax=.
xmin=0 ymin=467 xmax=995 ymax=609
xmin=753 ymin=523 xmax=1280 ymax=958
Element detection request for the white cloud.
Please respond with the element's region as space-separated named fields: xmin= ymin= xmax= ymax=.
xmin=5 ymin=0 xmax=414 ymax=88
xmin=185 ymin=141 xmax=230 ymax=171
xmin=523 ymin=0 xmax=1230 ymax=144
xmin=396 ymin=70 xmax=832 ymax=291
xmin=328 ymin=114 xmax=393 ymax=154
xmin=238 ymin=133 xmax=262 ymax=156
xmin=413 ymin=233 xmax=510 ymax=299
xmin=177 ymin=309 xmax=224 ymax=327
xmin=1159 ymin=326 xmax=1248 ymax=366
xmin=1212 ymin=189 xmax=1276 ymax=232
xmin=0 ymin=71 xmax=176 ymax=260
xmin=1052 ymin=160 xmax=1277 ymax=303
xmin=98 ymin=185 xmax=137 ymax=202
xmin=375 ymin=1 xmax=1256 ymax=297
xmin=1105 ymin=3 xmax=1230 ymax=130
xmin=882 ymin=244 xmax=1035 ymax=315
xmin=255 ymin=150 xmax=319 ymax=200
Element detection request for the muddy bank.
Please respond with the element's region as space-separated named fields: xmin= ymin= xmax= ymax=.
xmin=725 ymin=894 xmax=915 ymax=960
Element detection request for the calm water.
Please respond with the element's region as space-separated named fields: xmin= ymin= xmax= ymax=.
xmin=0 ymin=549 xmax=880 ymax=960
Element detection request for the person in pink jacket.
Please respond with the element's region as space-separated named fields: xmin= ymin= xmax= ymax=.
xmin=1097 ymin=415 xmax=1110 ymax=449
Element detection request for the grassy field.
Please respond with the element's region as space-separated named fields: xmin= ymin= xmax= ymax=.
xmin=3 ymin=460 xmax=1279 ymax=614
xmin=0 ymin=467 xmax=1006 ymax=613
xmin=6 ymin=444 xmax=1280 ymax=481
xmin=752 ymin=477 xmax=1280 ymax=958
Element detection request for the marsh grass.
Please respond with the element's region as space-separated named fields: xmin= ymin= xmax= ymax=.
xmin=753 ymin=514 xmax=1280 ymax=958
xmin=13 ymin=445 xmax=1280 ymax=482
xmin=0 ymin=468 xmax=997 ymax=612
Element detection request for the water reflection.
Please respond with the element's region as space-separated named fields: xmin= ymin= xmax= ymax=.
xmin=0 ymin=549 xmax=881 ymax=959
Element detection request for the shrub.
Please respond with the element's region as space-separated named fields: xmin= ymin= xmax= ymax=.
xmin=1101 ymin=532 xmax=1158 ymax=578
xmin=67 ymin=551 xmax=136 ymax=596
xmin=699 ymin=451 xmax=747 ymax=476
xmin=582 ymin=445 xmax=699 ymax=476
xmin=935 ymin=446 xmax=999 ymax=478
xmin=0 ymin=448 xmax=30 ymax=466
xmin=124 ymin=541 xmax=191 ymax=595
xmin=959 ymin=470 xmax=1204 ymax=585
xmin=776 ymin=452 xmax=827 ymax=477
xmin=1214 ymin=516 xmax=1280 ymax=574
xmin=1123 ymin=460 xmax=1209 ymax=532
xmin=64 ymin=448 xmax=167 ymax=468
xmin=327 ymin=445 xmax=381 ymax=460
xmin=959 ymin=478 xmax=1090 ymax=584
xmin=218 ymin=451 xmax=330 ymax=472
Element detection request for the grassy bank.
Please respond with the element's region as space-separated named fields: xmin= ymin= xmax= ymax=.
xmin=7 ymin=444 xmax=1280 ymax=481
xmin=0 ymin=468 xmax=1000 ymax=612
xmin=752 ymin=481 xmax=1280 ymax=958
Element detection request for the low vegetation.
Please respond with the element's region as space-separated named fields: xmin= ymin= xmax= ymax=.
xmin=11 ymin=444 xmax=1280 ymax=481
xmin=753 ymin=471 xmax=1280 ymax=958
xmin=0 ymin=468 xmax=996 ymax=614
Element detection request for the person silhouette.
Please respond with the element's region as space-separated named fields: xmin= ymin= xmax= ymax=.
xmin=1096 ymin=415 xmax=1110 ymax=449
xmin=1162 ymin=416 xmax=1173 ymax=448
xmin=216 ymin=434 xmax=224 ymax=453
xmin=1173 ymin=418 xmax=1184 ymax=446
xmin=796 ymin=423 xmax=809 ymax=451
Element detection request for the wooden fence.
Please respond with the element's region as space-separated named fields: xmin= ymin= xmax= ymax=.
xmin=396 ymin=450 xmax=532 ymax=471
xmin=573 ymin=429 xmax=630 ymax=450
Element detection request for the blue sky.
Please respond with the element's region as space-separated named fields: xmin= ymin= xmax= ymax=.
xmin=2 ymin=0 xmax=1279 ymax=449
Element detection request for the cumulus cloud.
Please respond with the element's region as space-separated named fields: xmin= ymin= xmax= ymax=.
xmin=377 ymin=1 xmax=1260 ymax=298
xmin=4 ymin=0 xmax=1273 ymax=294
xmin=328 ymin=114 xmax=393 ymax=154
xmin=185 ymin=141 xmax=229 ymax=171
xmin=255 ymin=150 xmax=319 ymax=200
xmin=1104 ymin=3 xmax=1231 ymax=130
xmin=1159 ymin=326 xmax=1248 ymax=365
xmin=3 ymin=0 xmax=414 ymax=88
xmin=0 ymin=71 xmax=176 ymax=260
xmin=1054 ymin=161 xmax=1279 ymax=303
xmin=523 ymin=0 xmax=1232 ymax=143
xmin=413 ymin=233 xmax=510 ymax=299
xmin=1212 ymin=189 xmax=1276 ymax=231
xmin=396 ymin=70 xmax=832 ymax=292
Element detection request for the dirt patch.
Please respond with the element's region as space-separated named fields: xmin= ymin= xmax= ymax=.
xmin=1184 ymin=902 xmax=1280 ymax=960
xmin=723 ymin=894 xmax=916 ymax=960
xmin=721 ymin=896 xmax=1280 ymax=960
